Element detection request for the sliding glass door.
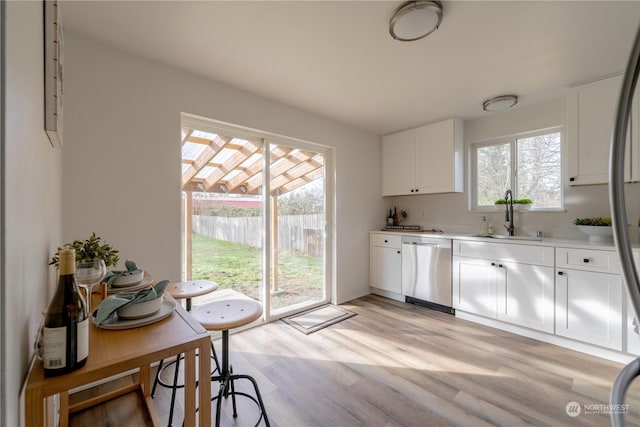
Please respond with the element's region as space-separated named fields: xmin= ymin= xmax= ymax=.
xmin=267 ymin=142 xmax=327 ymax=316
xmin=180 ymin=116 xmax=331 ymax=318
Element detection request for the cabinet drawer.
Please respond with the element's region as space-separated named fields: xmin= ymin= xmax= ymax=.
xmin=556 ymin=247 xmax=621 ymax=274
xmin=370 ymin=233 xmax=402 ymax=248
xmin=453 ymin=240 xmax=554 ymax=267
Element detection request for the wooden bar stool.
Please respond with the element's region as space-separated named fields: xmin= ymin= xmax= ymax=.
xmin=191 ymin=299 xmax=270 ymax=427
xmin=151 ymin=280 xmax=219 ymax=426
xmin=168 ymin=280 xmax=219 ymax=311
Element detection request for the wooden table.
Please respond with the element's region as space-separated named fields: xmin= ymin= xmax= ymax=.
xmin=25 ymin=294 xmax=211 ymax=427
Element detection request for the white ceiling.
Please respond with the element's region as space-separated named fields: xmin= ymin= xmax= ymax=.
xmin=61 ymin=1 xmax=640 ymax=135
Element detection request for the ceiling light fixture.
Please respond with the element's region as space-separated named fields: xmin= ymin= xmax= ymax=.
xmin=482 ymin=95 xmax=519 ymax=112
xmin=389 ymin=1 xmax=443 ymax=42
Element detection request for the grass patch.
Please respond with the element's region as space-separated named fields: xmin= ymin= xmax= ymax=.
xmin=190 ymin=233 xmax=323 ymax=306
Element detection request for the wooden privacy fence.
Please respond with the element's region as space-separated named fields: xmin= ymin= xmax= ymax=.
xmin=193 ymin=214 xmax=324 ymax=257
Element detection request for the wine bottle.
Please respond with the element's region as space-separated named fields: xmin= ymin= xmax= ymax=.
xmin=387 ymin=210 xmax=394 ymax=226
xmin=393 ymin=207 xmax=399 ymax=226
xmin=43 ymin=249 xmax=89 ymax=376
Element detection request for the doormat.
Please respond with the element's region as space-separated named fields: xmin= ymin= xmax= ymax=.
xmin=281 ymin=304 xmax=357 ymax=335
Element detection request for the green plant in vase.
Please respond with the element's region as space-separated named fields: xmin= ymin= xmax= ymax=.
xmin=49 ymin=233 xmax=120 ymax=310
xmin=49 ymin=232 xmax=119 ymax=268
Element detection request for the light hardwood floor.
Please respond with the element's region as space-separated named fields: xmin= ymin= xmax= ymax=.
xmin=71 ymin=295 xmax=640 ymax=426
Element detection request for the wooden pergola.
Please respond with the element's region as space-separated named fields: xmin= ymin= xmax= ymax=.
xmin=181 ymin=128 xmax=324 ymax=289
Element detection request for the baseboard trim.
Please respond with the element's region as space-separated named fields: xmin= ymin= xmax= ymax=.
xmin=455 ymin=311 xmax=636 ymax=364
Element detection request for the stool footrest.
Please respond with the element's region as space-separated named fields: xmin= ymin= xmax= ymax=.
xmin=211 ymin=372 xmax=270 ymax=427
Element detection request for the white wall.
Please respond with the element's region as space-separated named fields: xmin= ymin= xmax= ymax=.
xmin=3 ymin=2 xmax=63 ymax=425
xmin=386 ymin=97 xmax=640 ymax=241
xmin=62 ymin=32 xmax=382 ymax=305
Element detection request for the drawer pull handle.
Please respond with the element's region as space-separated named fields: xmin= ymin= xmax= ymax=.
xmin=498 ymin=264 xmax=504 ymax=268
xmin=583 ymin=258 xmax=592 ymax=263
xmin=558 ymin=271 xmax=565 ymax=276
xmin=384 ymin=240 xmax=388 ymax=243
xmin=397 ymin=250 xmax=401 ymax=254
xmin=491 ymin=262 xmax=496 ymax=266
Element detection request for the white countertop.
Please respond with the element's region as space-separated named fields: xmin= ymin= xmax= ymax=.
xmin=370 ymin=229 xmax=631 ymax=251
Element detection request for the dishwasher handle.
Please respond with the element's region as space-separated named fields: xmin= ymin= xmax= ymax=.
xmin=403 ymin=241 xmax=440 ymax=247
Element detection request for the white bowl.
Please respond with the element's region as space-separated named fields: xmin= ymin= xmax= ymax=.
xmin=111 ymin=270 xmax=145 ymax=288
xmin=577 ymin=225 xmax=614 ymax=243
xmin=117 ymin=295 xmax=163 ymax=320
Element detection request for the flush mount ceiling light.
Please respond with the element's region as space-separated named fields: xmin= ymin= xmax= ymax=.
xmin=389 ymin=1 xmax=443 ymax=42
xmin=482 ymin=95 xmax=519 ymax=112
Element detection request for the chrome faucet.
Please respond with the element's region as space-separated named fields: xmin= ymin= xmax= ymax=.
xmin=504 ymin=189 xmax=515 ymax=236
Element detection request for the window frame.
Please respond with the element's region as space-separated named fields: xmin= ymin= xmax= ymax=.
xmin=469 ymin=127 xmax=564 ymax=212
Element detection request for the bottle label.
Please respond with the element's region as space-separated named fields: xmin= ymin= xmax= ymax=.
xmin=43 ymin=326 xmax=66 ymax=369
xmin=77 ymin=318 xmax=89 ymax=362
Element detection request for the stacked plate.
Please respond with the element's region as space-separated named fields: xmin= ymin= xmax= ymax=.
xmin=107 ymin=270 xmax=152 ymax=294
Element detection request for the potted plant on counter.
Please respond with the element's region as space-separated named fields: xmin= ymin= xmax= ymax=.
xmin=574 ymin=217 xmax=613 ymax=242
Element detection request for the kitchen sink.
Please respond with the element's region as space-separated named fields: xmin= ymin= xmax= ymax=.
xmin=473 ymin=234 xmax=543 ymax=241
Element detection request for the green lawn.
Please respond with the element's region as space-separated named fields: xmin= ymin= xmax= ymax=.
xmin=189 ymin=233 xmax=323 ymax=306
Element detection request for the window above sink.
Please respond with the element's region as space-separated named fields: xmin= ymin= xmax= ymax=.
xmin=469 ymin=127 xmax=563 ymax=212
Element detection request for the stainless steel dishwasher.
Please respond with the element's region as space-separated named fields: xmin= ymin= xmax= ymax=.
xmin=401 ymin=236 xmax=454 ymax=314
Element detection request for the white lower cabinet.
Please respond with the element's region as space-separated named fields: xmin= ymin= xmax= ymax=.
xmin=625 ymin=249 xmax=640 ymax=355
xmin=453 ymin=256 xmax=554 ymax=332
xmin=452 ymin=241 xmax=555 ymax=333
xmin=555 ymin=268 xmax=623 ymax=351
xmin=555 ymin=247 xmax=624 ymax=351
xmin=497 ymin=261 xmax=555 ymax=333
xmin=453 ymin=256 xmax=497 ymax=318
xmin=370 ymin=233 xmax=402 ymax=294
xmin=627 ymin=294 xmax=640 ymax=355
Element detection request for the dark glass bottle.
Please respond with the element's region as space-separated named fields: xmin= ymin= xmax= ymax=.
xmin=43 ymin=249 xmax=89 ymax=376
xmin=393 ymin=207 xmax=399 ymax=226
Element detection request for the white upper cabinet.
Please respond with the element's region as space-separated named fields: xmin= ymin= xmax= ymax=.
xmin=381 ymin=129 xmax=415 ymax=196
xmin=382 ymin=118 xmax=463 ymax=196
xmin=567 ymin=74 xmax=636 ymax=185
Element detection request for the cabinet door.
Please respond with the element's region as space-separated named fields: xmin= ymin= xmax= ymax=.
xmin=415 ymin=118 xmax=463 ymax=194
xmin=370 ymin=245 xmax=402 ymax=293
xmin=555 ymin=269 xmax=622 ymax=350
xmin=627 ymin=292 xmax=640 ymax=355
xmin=567 ymin=75 xmax=631 ymax=185
xmin=497 ymin=262 xmax=555 ymax=333
xmin=382 ymin=129 xmax=415 ymax=196
xmin=452 ymin=256 xmax=497 ymax=318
